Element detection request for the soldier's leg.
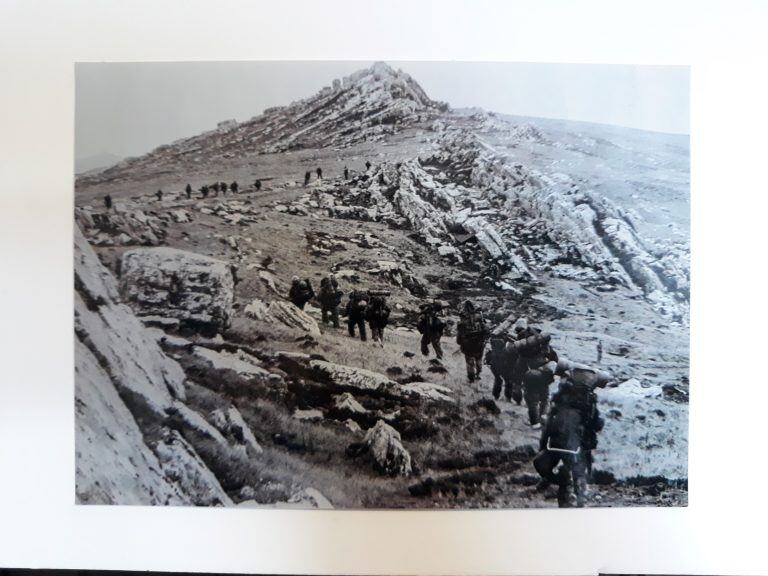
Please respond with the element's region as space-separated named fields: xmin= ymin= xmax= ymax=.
xmin=321 ymin=307 xmax=329 ymax=325
xmin=523 ymin=375 xmax=539 ymax=425
xmin=432 ymin=336 xmax=443 ymax=359
xmin=358 ymin=319 xmax=367 ymax=342
xmin=348 ymin=320 xmax=356 ymax=337
xmin=491 ymin=367 xmax=502 ymax=400
xmin=464 ymin=354 xmax=475 ymax=381
xmin=573 ymin=452 xmax=589 ymax=508
xmin=473 ymin=351 xmax=484 ymax=377
xmin=511 ymin=378 xmax=523 ymax=405
xmin=331 ymin=306 xmax=340 ymax=328
xmin=421 ymin=334 xmax=430 ymax=356
xmin=557 ymin=455 xmax=576 ymax=508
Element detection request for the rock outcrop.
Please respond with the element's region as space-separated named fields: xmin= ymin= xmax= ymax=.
xmin=120 ymin=247 xmax=234 ymax=332
xmin=364 ymin=420 xmax=412 ymax=476
xmin=74 ymin=226 xmax=233 ymax=505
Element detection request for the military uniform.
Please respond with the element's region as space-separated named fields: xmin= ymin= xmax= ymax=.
xmin=456 ymin=301 xmax=490 ymax=382
xmin=485 ymin=337 xmax=521 ymax=403
xmin=533 ymin=377 xmax=604 ymax=507
xmin=346 ymin=291 xmax=368 ymax=341
xmin=288 ymin=278 xmax=315 ymax=310
xmin=366 ymin=295 xmax=391 ymax=344
xmin=318 ymin=277 xmax=343 ymax=328
xmin=417 ymin=305 xmax=445 ymax=359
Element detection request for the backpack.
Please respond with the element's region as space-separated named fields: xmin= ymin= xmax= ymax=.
xmin=547 ymin=406 xmax=584 ymax=453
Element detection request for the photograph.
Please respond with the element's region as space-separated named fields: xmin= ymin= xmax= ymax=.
xmin=74 ymin=60 xmax=689 ymax=509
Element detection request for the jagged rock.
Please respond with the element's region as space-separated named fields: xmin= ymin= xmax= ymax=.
xmin=209 ymin=407 xmax=263 ymax=455
xmin=120 ymin=247 xmax=234 ymax=332
xmin=193 ymin=346 xmax=269 ymax=377
xmin=345 ymin=419 xmax=363 ymax=434
xmin=267 ymin=301 xmax=321 ymax=335
xmin=309 ymin=360 xmax=397 ymax=395
xmin=75 ymin=339 xmax=187 ymax=505
xmin=364 ymin=420 xmax=412 ymax=476
xmin=333 ymin=392 xmax=367 ymax=413
xmin=287 ymin=487 xmax=334 ymax=509
xmin=244 ymin=297 xmax=271 ymax=320
xmin=75 ymin=228 xmax=186 ymax=418
xmin=399 ymin=382 xmax=454 ymax=402
xmin=293 ymin=408 xmax=324 ymax=421
xmin=170 ymin=209 xmax=191 ymax=223
xmin=154 ymin=429 xmax=233 ymax=506
xmin=75 ymin=227 xmax=229 ymax=505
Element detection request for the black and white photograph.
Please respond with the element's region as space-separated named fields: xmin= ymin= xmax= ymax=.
xmin=73 ymin=60 xmax=690 ymax=509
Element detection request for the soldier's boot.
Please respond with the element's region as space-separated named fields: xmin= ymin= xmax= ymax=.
xmin=420 ymin=335 xmax=430 ymax=356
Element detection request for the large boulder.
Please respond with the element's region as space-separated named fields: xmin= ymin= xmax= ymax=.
xmin=119 ymin=247 xmax=234 ymax=332
xmin=364 ymin=420 xmax=412 ymax=476
xmin=265 ymin=301 xmax=321 ymax=335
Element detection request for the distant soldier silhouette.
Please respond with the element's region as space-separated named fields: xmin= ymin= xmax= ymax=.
xmin=221 ymin=182 xmax=228 ymax=195
xmin=156 ymin=189 xmax=163 ymax=201
xmin=596 ymin=340 xmax=603 ymax=364
xmin=344 ymin=166 xmax=349 ymax=180
xmin=254 ymin=179 xmax=262 ymax=191
xmin=304 ymin=171 xmax=311 ymax=187
xmin=185 ymin=184 xmax=192 ymax=199
xmin=200 ymin=185 xmax=209 ymax=198
xmin=417 ymin=302 xmax=445 ymax=360
xmin=316 ymin=167 xmax=323 ymax=180
xmin=230 ymin=181 xmax=239 ymax=194
xmin=318 ymin=275 xmax=343 ymax=328
xmin=456 ymin=300 xmax=490 ymax=383
xmin=514 ymin=329 xmax=558 ymax=428
xmin=486 ymin=336 xmax=521 ymax=403
xmin=365 ymin=160 xmax=372 ymax=171
xmin=366 ymin=294 xmax=391 ymax=346
xmin=103 ymin=194 xmax=112 ymax=211
xmin=345 ymin=291 xmax=368 ymax=341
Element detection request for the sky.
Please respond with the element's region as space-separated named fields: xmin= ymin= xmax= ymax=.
xmin=75 ymin=61 xmax=689 ymax=161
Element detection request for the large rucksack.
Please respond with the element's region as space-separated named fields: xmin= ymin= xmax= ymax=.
xmin=547 ymin=405 xmax=585 ymax=453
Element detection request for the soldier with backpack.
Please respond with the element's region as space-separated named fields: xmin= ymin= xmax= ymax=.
xmin=366 ymin=294 xmax=391 ymax=346
xmin=230 ymin=181 xmax=239 ymax=194
xmin=456 ymin=300 xmax=490 ymax=382
xmin=486 ymin=336 xmax=522 ymax=403
xmin=417 ymin=302 xmax=445 ymax=360
xmin=318 ymin=275 xmax=343 ymax=328
xmin=304 ymin=171 xmax=311 ymax=187
xmin=185 ymin=184 xmax=192 ymax=199
xmin=511 ymin=329 xmax=559 ymax=427
xmin=103 ymin=194 xmax=113 ymax=211
xmin=533 ymin=367 xmax=607 ymax=507
xmin=345 ymin=290 xmax=368 ymax=341
xmin=288 ymin=276 xmax=315 ymax=310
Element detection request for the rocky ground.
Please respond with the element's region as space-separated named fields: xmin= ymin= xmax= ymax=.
xmin=74 ymin=62 xmax=689 ymax=508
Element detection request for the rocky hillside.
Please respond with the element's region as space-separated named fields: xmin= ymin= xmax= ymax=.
xmin=74 ymin=62 xmax=689 ymax=508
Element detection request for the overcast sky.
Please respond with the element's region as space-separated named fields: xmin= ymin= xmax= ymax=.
xmin=75 ymin=61 xmax=689 ymax=160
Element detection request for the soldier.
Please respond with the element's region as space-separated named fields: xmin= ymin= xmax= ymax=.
xmin=596 ymin=340 xmax=603 ymax=364
xmin=344 ymin=166 xmax=349 ymax=180
xmin=103 ymin=194 xmax=113 ymax=211
xmin=304 ymin=171 xmax=311 ymax=187
xmin=231 ymin=181 xmax=239 ymax=194
xmin=365 ymin=160 xmax=372 ymax=171
xmin=185 ymin=184 xmax=192 ymax=199
xmin=345 ymin=290 xmax=368 ymax=341
xmin=417 ymin=302 xmax=445 ymax=360
xmin=220 ymin=181 xmax=228 ymax=195
xmin=316 ymin=167 xmax=323 ymax=180
xmin=366 ymin=294 xmax=391 ymax=346
xmin=318 ymin=275 xmax=343 ymax=328
xmin=288 ymin=276 xmax=315 ymax=310
xmin=200 ymin=185 xmax=209 ymax=199
xmin=533 ymin=368 xmax=606 ymax=507
xmin=485 ymin=336 xmax=521 ymax=403
xmin=456 ymin=300 xmax=490 ymax=382
xmin=513 ymin=329 xmax=558 ymax=428
xmin=212 ymin=182 xmax=220 ymax=196
xmin=155 ymin=189 xmax=163 ymax=201
xmin=254 ymin=179 xmax=262 ymax=191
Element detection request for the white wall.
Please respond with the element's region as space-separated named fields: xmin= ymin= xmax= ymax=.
xmin=1 ymin=1 xmax=767 ymax=574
